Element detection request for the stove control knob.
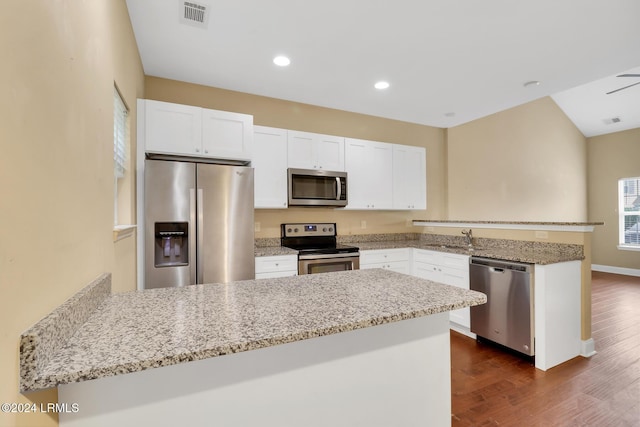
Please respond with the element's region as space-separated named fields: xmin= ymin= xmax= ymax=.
xmin=329 ymin=227 xmax=334 ymax=232
xmin=287 ymin=228 xmax=292 ymax=233
xmin=294 ymin=228 xmax=299 ymax=233
xmin=322 ymin=227 xmax=327 ymax=232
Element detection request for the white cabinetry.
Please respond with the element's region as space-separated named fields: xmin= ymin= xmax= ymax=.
xmin=412 ymin=249 xmax=470 ymax=329
xmin=201 ymin=108 xmax=253 ymax=161
xmin=393 ymin=145 xmax=426 ymax=210
xmin=344 ymin=138 xmax=393 ymax=210
xmin=255 ymin=255 xmax=298 ymax=279
xmin=142 ymin=99 xmax=253 ymax=162
xmin=253 ymin=126 xmax=288 ymax=208
xmin=287 ymin=131 xmax=345 ymax=171
xmin=144 ymin=100 xmax=202 ymax=156
xmin=360 ymin=248 xmax=411 ymax=274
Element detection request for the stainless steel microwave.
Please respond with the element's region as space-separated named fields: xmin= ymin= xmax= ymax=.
xmin=288 ymin=168 xmax=348 ymax=207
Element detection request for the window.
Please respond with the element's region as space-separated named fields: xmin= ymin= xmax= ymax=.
xmin=619 ymin=177 xmax=640 ymax=248
xmin=113 ymin=86 xmax=129 ymax=226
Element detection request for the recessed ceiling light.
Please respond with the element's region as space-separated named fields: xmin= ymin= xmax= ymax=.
xmin=374 ymin=81 xmax=390 ymax=90
xmin=273 ymin=56 xmax=291 ymax=67
xmin=523 ymin=80 xmax=541 ymax=88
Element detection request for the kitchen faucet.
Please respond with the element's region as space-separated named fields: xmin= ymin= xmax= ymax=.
xmin=462 ymin=229 xmax=473 ymax=248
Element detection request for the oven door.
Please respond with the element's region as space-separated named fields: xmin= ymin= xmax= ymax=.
xmin=298 ymin=253 xmax=360 ymax=275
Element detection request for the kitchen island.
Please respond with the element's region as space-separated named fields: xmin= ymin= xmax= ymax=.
xmin=21 ymin=269 xmax=485 ymax=427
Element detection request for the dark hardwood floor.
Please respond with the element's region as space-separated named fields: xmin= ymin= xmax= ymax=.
xmin=450 ymin=271 xmax=640 ymax=426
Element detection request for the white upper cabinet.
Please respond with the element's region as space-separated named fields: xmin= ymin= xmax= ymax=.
xmin=202 ymin=108 xmax=253 ymax=161
xmin=253 ymin=126 xmax=288 ymax=209
xmin=344 ymin=138 xmax=393 ymax=210
xmin=144 ymin=100 xmax=202 ymax=156
xmin=287 ymin=130 xmax=345 ymax=171
xmin=393 ymin=144 xmax=426 ymax=210
xmin=142 ymin=99 xmax=253 ymax=162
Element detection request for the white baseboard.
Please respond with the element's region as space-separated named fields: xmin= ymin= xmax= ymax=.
xmin=591 ymin=264 xmax=640 ymax=277
xmin=449 ymin=322 xmax=476 ymax=339
xmin=581 ymin=338 xmax=596 ymax=358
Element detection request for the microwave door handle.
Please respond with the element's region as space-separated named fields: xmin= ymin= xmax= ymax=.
xmin=336 ymin=177 xmax=342 ymax=200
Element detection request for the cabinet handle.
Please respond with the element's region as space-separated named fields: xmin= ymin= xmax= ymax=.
xmin=205 ymin=149 xmax=209 ymax=154
xmin=195 ymin=148 xmax=200 ymax=153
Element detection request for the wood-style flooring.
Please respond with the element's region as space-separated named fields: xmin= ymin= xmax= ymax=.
xmin=450 ymin=271 xmax=640 ymax=426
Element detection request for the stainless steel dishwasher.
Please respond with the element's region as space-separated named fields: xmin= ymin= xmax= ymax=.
xmin=469 ymin=257 xmax=535 ymax=356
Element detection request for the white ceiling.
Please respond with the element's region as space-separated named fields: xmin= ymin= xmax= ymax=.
xmin=126 ymin=0 xmax=640 ymax=137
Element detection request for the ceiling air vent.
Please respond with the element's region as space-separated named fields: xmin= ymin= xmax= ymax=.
xmin=602 ymin=117 xmax=622 ymax=125
xmin=180 ymin=1 xmax=210 ymax=29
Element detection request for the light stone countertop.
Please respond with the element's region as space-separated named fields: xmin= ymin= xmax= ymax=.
xmin=355 ymin=240 xmax=583 ymax=265
xmin=21 ymin=269 xmax=486 ymax=392
xmin=254 ymin=246 xmax=298 ymax=257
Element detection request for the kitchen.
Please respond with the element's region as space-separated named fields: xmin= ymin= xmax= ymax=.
xmin=3 ymin=1 xmax=640 ymax=427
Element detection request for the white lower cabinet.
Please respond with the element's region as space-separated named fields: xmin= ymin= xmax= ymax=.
xmin=360 ymin=248 xmax=411 ymax=274
xmin=412 ymin=249 xmax=470 ymax=329
xmin=255 ymin=255 xmax=298 ymax=279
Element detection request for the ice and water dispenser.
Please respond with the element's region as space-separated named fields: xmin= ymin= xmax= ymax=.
xmin=154 ymin=222 xmax=189 ymax=267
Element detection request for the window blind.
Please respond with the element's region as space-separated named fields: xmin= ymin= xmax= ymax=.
xmin=114 ymin=88 xmax=128 ymax=178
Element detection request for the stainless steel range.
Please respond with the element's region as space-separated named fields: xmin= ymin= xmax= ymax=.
xmin=281 ymin=223 xmax=359 ymax=275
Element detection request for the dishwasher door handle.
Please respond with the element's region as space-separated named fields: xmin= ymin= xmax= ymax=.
xmin=490 ymin=267 xmax=505 ymax=273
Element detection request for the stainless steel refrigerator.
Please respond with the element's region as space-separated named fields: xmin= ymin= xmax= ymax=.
xmin=144 ymin=159 xmax=255 ymax=289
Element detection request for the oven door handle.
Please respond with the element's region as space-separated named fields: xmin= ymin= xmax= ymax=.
xmin=298 ymin=252 xmax=360 ymax=260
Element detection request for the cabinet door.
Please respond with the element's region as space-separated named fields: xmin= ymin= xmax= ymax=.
xmin=413 ymin=261 xmax=441 ymax=282
xmin=344 ymin=138 xmax=369 ymax=209
xmin=144 ymin=100 xmax=201 ymax=156
xmin=202 ymin=109 xmax=253 ymax=161
xmin=316 ymin=135 xmax=345 ymax=171
xmin=287 ymin=131 xmax=316 ymax=169
xmin=344 ymin=138 xmax=393 ymax=209
xmin=393 ymin=145 xmax=426 ymax=210
xmin=369 ymin=141 xmax=393 ymax=209
xmin=253 ymin=126 xmax=288 ymax=209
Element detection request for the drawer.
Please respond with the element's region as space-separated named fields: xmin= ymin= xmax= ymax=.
xmin=361 ymin=260 xmax=409 ymax=274
xmin=360 ymin=248 xmax=410 ymax=265
xmin=413 ymin=249 xmax=440 ymax=264
xmin=439 ymin=253 xmax=470 ymax=270
xmin=255 ymin=255 xmax=298 ymax=274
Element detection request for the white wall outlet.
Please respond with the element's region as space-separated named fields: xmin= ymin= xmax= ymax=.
xmin=360 ymin=220 xmax=367 ymax=229
xmin=254 ymin=222 xmax=261 ymax=232
xmin=535 ymin=230 xmax=548 ymax=239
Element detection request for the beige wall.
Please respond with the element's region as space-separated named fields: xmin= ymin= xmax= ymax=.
xmin=0 ymin=1 xmax=144 ymax=426
xmin=447 ymin=97 xmax=588 ymax=222
xmin=145 ymin=77 xmax=447 ymax=237
xmin=588 ymin=128 xmax=640 ymax=271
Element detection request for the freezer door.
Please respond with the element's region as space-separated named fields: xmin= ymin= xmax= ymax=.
xmin=144 ymin=160 xmax=197 ymax=288
xmin=197 ymin=164 xmax=255 ymax=283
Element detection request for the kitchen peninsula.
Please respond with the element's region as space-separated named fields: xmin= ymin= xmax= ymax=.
xmin=21 ymin=269 xmax=485 ymax=427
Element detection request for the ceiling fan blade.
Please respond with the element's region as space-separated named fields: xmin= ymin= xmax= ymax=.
xmin=617 ymin=74 xmax=640 ymax=77
xmin=607 ymin=81 xmax=640 ymax=95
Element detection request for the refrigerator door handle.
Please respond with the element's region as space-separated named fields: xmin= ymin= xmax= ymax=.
xmin=197 ymin=188 xmax=204 ymax=284
xmin=189 ymin=188 xmax=197 ymax=285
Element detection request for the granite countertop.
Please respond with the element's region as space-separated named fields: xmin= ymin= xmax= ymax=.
xmin=254 ymin=246 xmax=298 ymax=257
xmin=355 ymin=240 xmax=583 ymax=265
xmin=20 ymin=269 xmax=485 ymax=392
